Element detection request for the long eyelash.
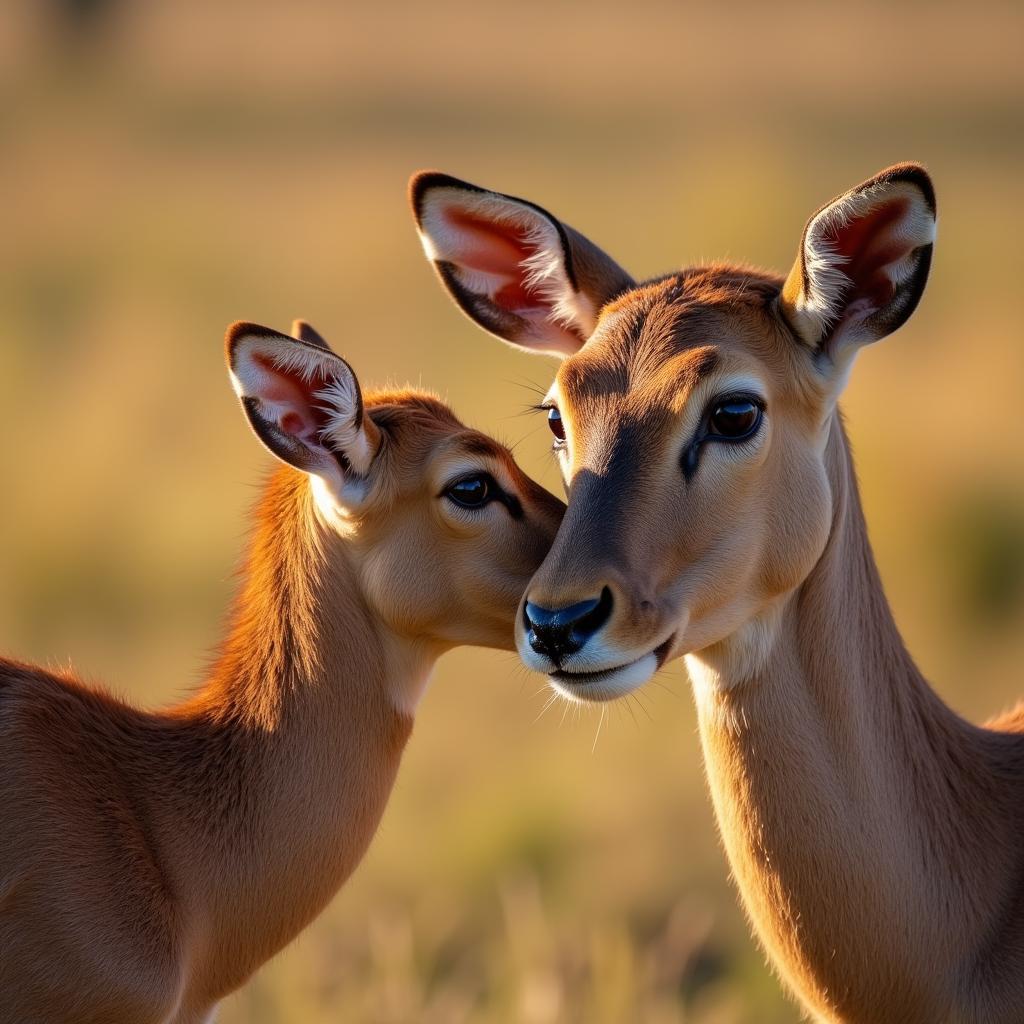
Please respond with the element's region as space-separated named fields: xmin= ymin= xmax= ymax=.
xmin=506 ymin=377 xmax=550 ymax=401
xmin=528 ymin=403 xmax=554 ymax=413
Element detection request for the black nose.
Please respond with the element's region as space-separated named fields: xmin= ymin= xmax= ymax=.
xmin=523 ymin=587 xmax=613 ymax=664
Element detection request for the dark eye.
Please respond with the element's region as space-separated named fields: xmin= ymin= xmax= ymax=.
xmin=445 ymin=474 xmax=493 ymax=509
xmin=547 ymin=407 xmax=566 ymax=443
xmin=707 ymin=399 xmax=762 ymax=440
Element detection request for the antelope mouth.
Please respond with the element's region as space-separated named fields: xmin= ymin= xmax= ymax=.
xmin=549 ymin=637 xmax=674 ymax=703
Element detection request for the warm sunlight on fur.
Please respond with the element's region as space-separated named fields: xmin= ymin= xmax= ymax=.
xmin=414 ymin=164 xmax=1024 ymax=1024
xmin=4 ymin=4 xmax=1023 ymax=1019
xmin=0 ymin=321 xmax=563 ymax=1023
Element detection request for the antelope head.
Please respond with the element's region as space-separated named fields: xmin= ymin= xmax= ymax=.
xmin=226 ymin=319 xmax=565 ymax=673
xmin=411 ymin=165 xmax=936 ymax=701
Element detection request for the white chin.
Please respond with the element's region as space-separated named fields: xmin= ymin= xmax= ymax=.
xmin=548 ymin=652 xmax=659 ymax=704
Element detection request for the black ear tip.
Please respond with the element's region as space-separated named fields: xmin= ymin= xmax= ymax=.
xmin=408 ymin=169 xmax=484 ymax=223
xmin=876 ymin=162 xmax=936 ymax=216
xmin=291 ymin=319 xmax=331 ymax=351
xmin=224 ymin=321 xmax=283 ymax=365
xmin=408 ymin=170 xmax=442 ymax=221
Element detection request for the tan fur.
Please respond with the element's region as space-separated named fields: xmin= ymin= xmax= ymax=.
xmin=413 ymin=166 xmax=1024 ymax=1022
xmin=695 ymin=421 xmax=1024 ymax=1024
xmin=0 ymin=376 xmax=563 ymax=1022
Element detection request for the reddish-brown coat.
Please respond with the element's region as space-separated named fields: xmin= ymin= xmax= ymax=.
xmin=0 ymin=387 xmax=563 ymax=1023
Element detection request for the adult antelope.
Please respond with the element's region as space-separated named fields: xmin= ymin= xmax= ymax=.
xmin=0 ymin=320 xmax=563 ymax=1024
xmin=411 ymin=165 xmax=1024 ymax=1023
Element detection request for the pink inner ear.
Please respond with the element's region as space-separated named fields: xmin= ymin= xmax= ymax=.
xmin=443 ymin=208 xmax=551 ymax=314
xmin=279 ymin=410 xmax=309 ymax=437
xmin=829 ymin=198 xmax=911 ymax=310
xmin=252 ymin=353 xmax=333 ymax=444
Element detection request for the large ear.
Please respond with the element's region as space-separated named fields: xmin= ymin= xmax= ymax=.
xmin=290 ymin=318 xmax=331 ymax=350
xmin=409 ymin=171 xmax=635 ymax=358
xmin=780 ymin=163 xmax=936 ymax=367
xmin=226 ymin=322 xmax=381 ymax=500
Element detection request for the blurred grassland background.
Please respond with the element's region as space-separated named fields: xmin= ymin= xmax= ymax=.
xmin=2 ymin=1 xmax=1024 ymax=1021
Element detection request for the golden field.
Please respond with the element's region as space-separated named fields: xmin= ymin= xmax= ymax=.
xmin=1 ymin=2 xmax=1023 ymax=1020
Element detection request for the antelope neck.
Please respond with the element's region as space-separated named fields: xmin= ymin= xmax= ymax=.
xmin=145 ymin=469 xmax=417 ymax=1005
xmin=689 ymin=415 xmax=1023 ymax=1020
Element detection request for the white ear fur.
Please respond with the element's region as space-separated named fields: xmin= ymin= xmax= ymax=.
xmin=420 ymin=187 xmax=591 ymax=341
xmin=314 ymin=373 xmax=374 ymax=472
xmin=782 ymin=164 xmax=936 ymax=360
xmin=410 ymin=172 xmax=634 ymax=358
xmin=226 ymin=323 xmax=377 ymax=489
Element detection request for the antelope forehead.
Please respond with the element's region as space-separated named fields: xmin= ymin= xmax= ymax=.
xmin=433 ymin=436 xmax=516 ymax=489
xmin=556 ymin=365 xmax=770 ymax=480
xmin=554 ymin=346 xmax=729 ymax=425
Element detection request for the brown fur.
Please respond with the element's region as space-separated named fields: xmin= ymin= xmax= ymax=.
xmin=0 ymin=388 xmax=564 ymax=1023
xmin=695 ymin=420 xmax=1024 ymax=1023
xmin=549 ymin=275 xmax=1024 ymax=1022
xmin=413 ymin=166 xmax=1024 ymax=1022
